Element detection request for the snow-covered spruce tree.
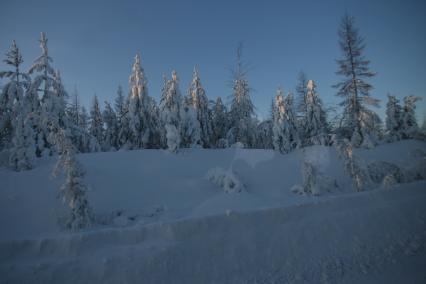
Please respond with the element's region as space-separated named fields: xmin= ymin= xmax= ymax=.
xmin=401 ymin=95 xmax=421 ymax=139
xmin=187 ymin=66 xmax=212 ymax=147
xmin=302 ymin=80 xmax=328 ymax=146
xmin=80 ymin=106 xmax=89 ymax=131
xmin=66 ymin=89 xmax=91 ymax=153
xmin=102 ymin=101 xmax=118 ymax=150
xmin=256 ymin=119 xmax=273 ymax=149
xmin=181 ymin=96 xmax=201 ymax=148
xmin=51 ymin=70 xmax=68 ymax=128
xmin=89 ymin=95 xmax=103 ymax=150
xmin=333 ymin=15 xmax=380 ymax=148
xmin=67 ymin=88 xmax=81 ymax=128
xmin=114 ymin=85 xmax=126 ymax=121
xmin=42 ymin=69 xmax=69 ymax=155
xmin=53 ymin=128 xmax=92 ymax=230
xmin=272 ymin=88 xmax=300 ymax=154
xmin=227 ymin=44 xmax=256 ymax=148
xmin=211 ymin=96 xmax=228 ymax=147
xmin=385 ymin=95 xmax=403 ymax=142
xmin=159 ymin=71 xmax=183 ymax=152
xmin=295 ymin=71 xmax=308 ymax=124
xmin=145 ymin=95 xmax=162 ymax=148
xmin=28 ymin=32 xmax=57 ymax=156
xmin=0 ymin=40 xmax=31 ymax=150
xmin=9 ymin=110 xmax=36 ymax=171
xmin=114 ymin=85 xmax=130 ymax=149
xmin=127 ymin=54 xmax=148 ymax=149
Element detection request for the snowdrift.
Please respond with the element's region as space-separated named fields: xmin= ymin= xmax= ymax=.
xmin=0 ymin=140 xmax=425 ymax=283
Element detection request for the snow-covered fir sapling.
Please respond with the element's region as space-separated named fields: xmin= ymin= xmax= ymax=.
xmin=302 ymin=80 xmax=328 ymax=146
xmin=0 ymin=40 xmax=31 ymax=151
xmin=291 ymin=147 xmax=338 ymax=196
xmin=272 ymin=88 xmax=299 ymax=154
xmin=385 ymin=95 xmax=403 ymax=142
xmin=401 ymin=95 xmax=422 ymax=139
xmin=9 ymin=111 xmax=36 ymax=171
xmin=28 ymin=32 xmax=58 ymax=157
xmin=159 ymin=71 xmax=183 ymax=152
xmin=187 ymin=66 xmax=212 ymax=148
xmin=335 ymin=139 xmax=371 ymax=192
xmin=53 ymin=129 xmax=92 ymax=230
xmin=102 ymin=101 xmax=118 ymax=151
xmin=291 ymin=160 xmax=319 ymax=195
xmin=227 ymin=43 xmax=256 ymax=148
xmin=89 ymin=95 xmax=103 ymax=151
xmin=212 ymin=96 xmax=228 ymax=147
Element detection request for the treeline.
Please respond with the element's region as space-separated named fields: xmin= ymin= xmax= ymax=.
xmin=0 ymin=15 xmax=424 ymax=172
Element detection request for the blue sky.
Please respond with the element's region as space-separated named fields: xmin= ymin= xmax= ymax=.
xmin=1 ymin=0 xmax=425 ymax=121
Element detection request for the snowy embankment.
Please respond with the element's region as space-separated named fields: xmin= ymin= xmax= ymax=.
xmin=0 ymin=140 xmax=426 ymax=283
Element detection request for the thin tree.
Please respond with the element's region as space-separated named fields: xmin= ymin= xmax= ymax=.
xmin=333 ymin=15 xmax=380 ymax=148
xmin=227 ymin=43 xmax=256 ymax=148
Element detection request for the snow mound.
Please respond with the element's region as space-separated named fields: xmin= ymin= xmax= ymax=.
xmin=206 ymin=167 xmax=245 ymax=193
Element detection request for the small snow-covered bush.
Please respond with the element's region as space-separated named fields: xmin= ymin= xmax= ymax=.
xmin=335 ymin=139 xmax=371 ymax=191
xmin=291 ymin=161 xmax=338 ymax=196
xmin=367 ymin=161 xmax=404 ymax=184
xmin=206 ymin=167 xmax=245 ymax=193
xmin=404 ymin=157 xmax=426 ymax=182
xmin=216 ymin=138 xmax=229 ymax=149
xmin=231 ymin=142 xmax=245 ymax=149
xmin=165 ymin=124 xmax=180 ymax=153
xmin=382 ymin=174 xmax=397 ymax=189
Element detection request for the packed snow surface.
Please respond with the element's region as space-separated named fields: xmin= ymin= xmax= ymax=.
xmin=0 ymin=140 xmax=425 ymax=283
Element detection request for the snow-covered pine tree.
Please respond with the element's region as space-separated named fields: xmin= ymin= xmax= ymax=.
xmin=295 ymin=71 xmax=308 ymax=123
xmin=145 ymin=95 xmax=162 ymax=148
xmin=52 ymin=70 xmax=68 ymax=128
xmin=53 ymin=128 xmax=92 ymax=230
xmin=256 ymin=119 xmax=273 ymax=149
xmin=0 ymin=40 xmax=31 ymax=150
xmin=127 ymin=54 xmax=148 ymax=149
xmin=401 ymin=95 xmax=421 ymax=139
xmin=333 ymin=15 xmax=380 ymax=148
xmin=114 ymin=85 xmax=129 ymax=149
xmin=302 ymin=80 xmax=328 ymax=146
xmin=66 ymin=88 xmax=92 ymax=153
xmin=44 ymin=70 xmax=69 ymax=154
xmin=89 ymin=95 xmax=103 ymax=150
xmin=102 ymin=101 xmax=118 ymax=150
xmin=187 ymin=66 xmax=212 ymax=147
xmin=227 ymin=44 xmax=256 ymax=148
xmin=385 ymin=95 xmax=403 ymax=142
xmin=159 ymin=71 xmax=183 ymax=152
xmin=67 ymin=88 xmax=81 ymax=127
xmin=28 ymin=32 xmax=57 ymax=156
xmin=211 ymin=96 xmax=228 ymax=147
xmin=181 ymin=96 xmax=201 ymax=148
xmin=114 ymin=85 xmax=126 ymax=119
xmin=9 ymin=109 xmax=36 ymax=171
xmin=80 ymin=106 xmax=89 ymax=131
xmin=272 ymin=88 xmax=300 ymax=154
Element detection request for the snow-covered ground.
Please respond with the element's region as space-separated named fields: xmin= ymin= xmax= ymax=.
xmin=1 ymin=140 xmax=425 ymax=283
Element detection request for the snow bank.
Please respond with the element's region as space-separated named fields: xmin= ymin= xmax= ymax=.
xmin=1 ymin=182 xmax=425 ymax=283
xmin=0 ymin=140 xmax=426 ymax=282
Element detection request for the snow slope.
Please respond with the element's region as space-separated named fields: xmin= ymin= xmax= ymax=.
xmin=0 ymin=140 xmax=425 ymax=283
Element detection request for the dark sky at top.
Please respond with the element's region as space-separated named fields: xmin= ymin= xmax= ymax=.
xmin=1 ymin=0 xmax=425 ymax=120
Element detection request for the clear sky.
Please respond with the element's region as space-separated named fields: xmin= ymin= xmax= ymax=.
xmin=1 ymin=0 xmax=425 ymax=121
